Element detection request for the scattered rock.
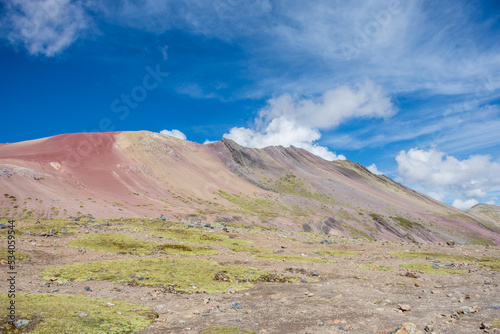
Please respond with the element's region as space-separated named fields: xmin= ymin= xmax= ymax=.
xmin=300 ymin=278 xmax=308 ymax=283
xmin=481 ymin=323 xmax=493 ymax=330
xmin=0 ymin=223 xmax=7 ymax=229
xmin=230 ymin=302 xmax=243 ymax=310
xmin=84 ymin=286 xmax=92 ymax=292
xmin=424 ymin=324 xmax=434 ymax=332
xmin=77 ymin=313 xmax=88 ymax=318
xmin=227 ymin=287 xmax=238 ymax=294
xmin=379 ymin=322 xmax=421 ymax=334
xmin=404 ymin=271 xmax=419 ymax=279
xmin=398 ymin=304 xmax=412 ymax=312
xmin=458 ymin=306 xmax=476 ymax=314
xmin=320 ymin=240 xmax=332 ymax=244
xmin=14 ymin=319 xmax=30 ymax=329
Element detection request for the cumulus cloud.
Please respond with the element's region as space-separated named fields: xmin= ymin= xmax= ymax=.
xmin=225 ymin=116 xmax=345 ymax=161
xmin=224 ymin=81 xmax=394 ymax=161
xmin=452 ymin=198 xmax=479 ymax=211
xmin=396 ymin=147 xmax=500 ymax=206
xmin=367 ymin=163 xmax=384 ymax=175
xmin=258 ymin=81 xmax=396 ymax=129
xmin=2 ymin=0 xmax=90 ymax=56
xmin=160 ymin=129 xmax=187 ymax=141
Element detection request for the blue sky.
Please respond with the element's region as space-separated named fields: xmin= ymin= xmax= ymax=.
xmin=1 ymin=0 xmax=499 ymax=209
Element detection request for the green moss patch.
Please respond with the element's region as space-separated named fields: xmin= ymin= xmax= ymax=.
xmin=216 ymin=191 xmax=284 ymax=218
xmin=315 ymin=250 xmax=359 ymax=257
xmin=0 ymin=249 xmax=29 ymax=261
xmin=391 ymin=216 xmax=423 ymax=229
xmin=0 ymin=220 xmax=80 ymax=239
xmin=253 ymin=254 xmax=331 ymax=263
xmin=341 ymin=224 xmax=372 ymax=240
xmin=390 ymin=251 xmax=473 ymax=261
xmin=94 ymin=218 xmax=180 ymax=232
xmin=39 ymin=258 xmax=296 ymax=293
xmin=478 ymin=259 xmax=500 ymax=271
xmin=67 ymin=233 xmax=218 ymax=256
xmin=399 ymin=263 xmax=467 ymax=275
xmin=228 ymin=245 xmax=274 ymax=254
xmin=151 ymin=228 xmax=252 ymax=246
xmin=203 ymin=326 xmax=256 ymax=334
xmin=267 ymin=173 xmax=336 ymax=204
xmin=390 ymin=251 xmax=500 ymax=270
xmin=357 ymin=264 xmax=394 ymax=271
xmin=0 ymin=293 xmax=156 ymax=333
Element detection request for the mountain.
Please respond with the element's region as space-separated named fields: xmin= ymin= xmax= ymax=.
xmin=467 ymin=203 xmax=500 ymax=229
xmin=1 ymin=131 xmax=498 ymax=245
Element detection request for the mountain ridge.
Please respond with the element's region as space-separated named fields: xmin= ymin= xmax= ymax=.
xmin=1 ymin=130 xmax=498 ymax=245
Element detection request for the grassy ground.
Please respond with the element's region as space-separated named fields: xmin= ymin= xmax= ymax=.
xmin=228 ymin=245 xmax=274 ymax=254
xmin=67 ymin=233 xmax=218 ymax=256
xmin=0 ymin=220 xmax=80 ymax=239
xmin=315 ymin=250 xmax=359 ymax=257
xmin=0 ymin=248 xmax=30 ymax=261
xmin=39 ymin=257 xmax=298 ymax=293
xmin=0 ymin=293 xmax=156 ymax=333
xmin=151 ymin=227 xmax=252 ymax=246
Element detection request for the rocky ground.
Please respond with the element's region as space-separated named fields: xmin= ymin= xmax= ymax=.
xmin=0 ymin=218 xmax=499 ymax=334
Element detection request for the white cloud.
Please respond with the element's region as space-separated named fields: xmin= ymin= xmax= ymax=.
xmin=92 ymin=0 xmax=272 ymax=38
xmin=225 ymin=117 xmax=344 ymax=161
xmin=224 ymin=81 xmax=394 ymax=161
xmin=452 ymin=198 xmax=478 ymax=211
xmin=2 ymin=0 xmax=90 ymax=56
xmin=367 ymin=163 xmax=383 ymax=175
xmin=203 ymin=139 xmax=216 ymax=145
xmin=258 ymin=81 xmax=396 ymax=130
xmin=160 ymin=129 xmax=187 ymax=141
xmin=396 ymin=147 xmax=500 ymax=205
